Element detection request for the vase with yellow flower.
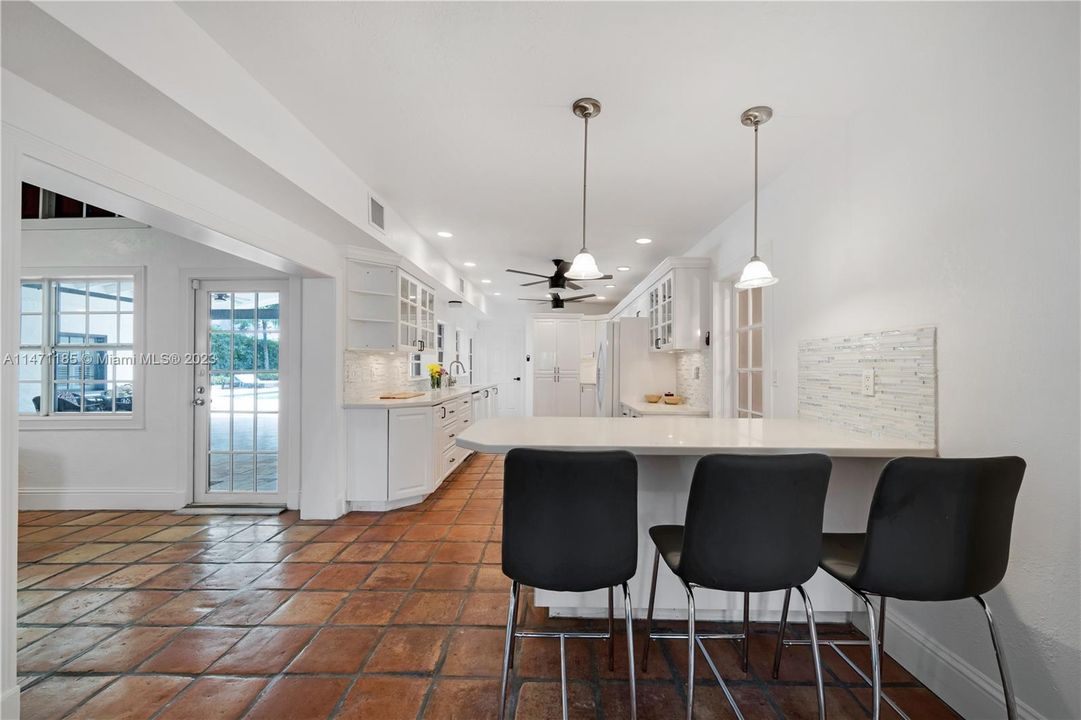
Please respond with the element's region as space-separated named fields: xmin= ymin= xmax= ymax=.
xmin=427 ymin=364 xmax=445 ymax=390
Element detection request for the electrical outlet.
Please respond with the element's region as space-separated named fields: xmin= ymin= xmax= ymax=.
xmin=862 ymin=369 xmax=875 ymax=396
xmin=694 ymin=366 xmax=700 ymax=380
xmin=772 ymin=369 xmax=779 ymax=387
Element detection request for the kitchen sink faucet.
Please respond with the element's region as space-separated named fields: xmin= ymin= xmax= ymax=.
xmin=447 ymin=360 xmax=466 ymax=386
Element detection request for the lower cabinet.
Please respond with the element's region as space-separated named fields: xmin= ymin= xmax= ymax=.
xmin=534 ymin=374 xmax=581 ymax=416
xmin=580 ymin=384 xmax=597 ymax=417
xmin=346 ymin=387 xmax=493 ymax=510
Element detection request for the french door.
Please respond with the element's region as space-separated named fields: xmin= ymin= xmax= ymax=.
xmin=193 ymin=281 xmax=288 ymax=505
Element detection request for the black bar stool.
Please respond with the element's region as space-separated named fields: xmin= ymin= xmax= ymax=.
xmin=499 ymin=448 xmax=639 ymax=720
xmin=643 ymin=453 xmax=833 ymax=720
xmin=774 ymin=456 xmax=1026 ymax=720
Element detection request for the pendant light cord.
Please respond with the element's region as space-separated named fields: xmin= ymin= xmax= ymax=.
xmin=582 ymin=114 xmax=589 ymax=251
xmin=753 ymin=122 xmax=759 ymax=258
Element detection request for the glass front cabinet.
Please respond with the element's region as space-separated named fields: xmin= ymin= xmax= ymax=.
xmin=645 ymin=262 xmax=710 ymax=353
xmin=398 ymin=272 xmax=435 ymax=353
xmin=345 ymin=258 xmax=438 ymax=353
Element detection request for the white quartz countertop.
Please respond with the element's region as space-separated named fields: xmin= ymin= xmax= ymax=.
xmin=456 ymin=417 xmax=937 ymax=458
xmin=344 ymin=384 xmax=495 ymax=409
xmin=622 ymin=399 xmax=710 ymax=417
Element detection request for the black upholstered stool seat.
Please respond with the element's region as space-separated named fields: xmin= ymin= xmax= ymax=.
xmin=643 ymin=453 xmax=833 ymax=720
xmin=647 ymin=525 xmax=684 ymax=572
xmin=818 ymin=532 xmax=865 ymax=582
xmin=774 ymin=456 xmax=1026 ymax=720
xmin=498 ymin=448 xmax=639 ymax=720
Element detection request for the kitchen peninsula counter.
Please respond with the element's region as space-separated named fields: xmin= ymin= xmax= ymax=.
xmin=456 ymin=416 xmax=935 ymax=622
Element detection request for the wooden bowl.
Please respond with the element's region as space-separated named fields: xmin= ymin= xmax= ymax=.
xmin=663 ymin=395 xmax=683 ymax=405
xmin=644 ymin=394 xmax=661 ymax=403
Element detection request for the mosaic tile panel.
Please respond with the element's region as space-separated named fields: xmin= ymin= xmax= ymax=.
xmin=798 ymin=326 xmax=937 ymax=448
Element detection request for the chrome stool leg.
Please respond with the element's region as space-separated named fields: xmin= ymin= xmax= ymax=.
xmin=772 ymin=587 xmax=792 ymax=679
xmin=498 ymin=580 xmax=519 ymax=720
xmin=975 ymin=595 xmax=1017 ymax=720
xmin=685 ymin=584 xmax=696 ymax=720
xmin=508 ymin=582 xmax=522 ymax=669
xmin=622 ymin=582 xmax=638 ymax=720
xmin=642 ymin=547 xmax=660 ymax=671
xmin=796 ymin=585 xmax=826 ymax=720
xmin=857 ymin=590 xmax=882 ymax=720
xmin=741 ymin=591 xmax=750 ymax=672
xmin=878 ymin=595 xmax=887 ymax=651
xmin=608 ymin=586 xmax=616 ymax=671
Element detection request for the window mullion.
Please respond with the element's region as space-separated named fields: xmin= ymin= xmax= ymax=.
xmin=42 ymin=279 xmax=54 ymax=417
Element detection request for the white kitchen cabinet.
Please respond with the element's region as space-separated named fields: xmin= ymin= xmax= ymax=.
xmin=345 ymin=258 xmax=436 ymax=353
xmin=580 ymin=384 xmax=597 ymax=417
xmin=532 ymin=375 xmax=557 ymax=416
xmin=646 ymin=265 xmax=709 ymax=352
xmin=533 ymin=374 xmax=581 ymax=416
xmin=579 ymin=320 xmax=597 ymax=359
xmin=533 ymin=318 xmax=581 ymax=375
xmin=388 ymin=406 xmax=433 ymax=500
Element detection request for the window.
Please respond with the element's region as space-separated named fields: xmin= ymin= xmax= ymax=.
xmin=436 ymin=322 xmax=445 ymax=365
xmin=21 ymin=183 xmax=119 ymax=220
xmin=468 ymin=336 xmax=474 ymax=385
xmin=19 ymin=272 xmax=140 ymax=423
xmin=736 ymin=287 xmax=764 ymax=418
xmin=410 ymin=352 xmax=421 ymax=378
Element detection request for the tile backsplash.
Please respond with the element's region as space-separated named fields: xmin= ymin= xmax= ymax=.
xmin=676 ymin=351 xmax=712 ymax=410
xmin=344 ymin=350 xmax=427 ymax=396
xmin=797 ymin=326 xmax=937 ymax=447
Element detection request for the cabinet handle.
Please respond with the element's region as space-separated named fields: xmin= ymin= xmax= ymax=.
xmin=418 ymin=339 xmax=425 ymax=351
xmin=449 ymin=433 xmax=456 ymax=438
xmin=654 ymin=338 xmax=660 ymax=349
xmin=448 ymin=457 xmax=456 ymax=463
xmin=440 ymin=407 xmax=446 ymax=419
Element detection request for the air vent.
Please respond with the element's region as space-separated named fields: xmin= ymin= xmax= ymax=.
xmin=368 ymin=195 xmax=385 ymax=232
xmin=458 ymin=277 xmax=465 ymax=294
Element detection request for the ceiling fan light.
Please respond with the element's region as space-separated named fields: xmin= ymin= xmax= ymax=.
xmin=734 ymin=257 xmax=778 ymax=289
xmin=566 ymin=250 xmax=603 ymax=280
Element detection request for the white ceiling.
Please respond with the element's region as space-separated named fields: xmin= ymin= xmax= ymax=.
xmin=176 ymin=1 xmax=894 ymax=304
xmin=6 ymin=1 xmax=970 ymax=307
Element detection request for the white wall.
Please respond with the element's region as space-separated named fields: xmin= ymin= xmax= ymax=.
xmin=688 ymin=7 xmax=1080 ymax=717
xmin=19 ymin=222 xmax=292 ymax=510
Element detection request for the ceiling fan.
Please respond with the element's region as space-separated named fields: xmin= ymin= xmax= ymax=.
xmin=518 ymin=291 xmax=596 ymax=310
xmin=506 ymin=258 xmax=612 ymax=291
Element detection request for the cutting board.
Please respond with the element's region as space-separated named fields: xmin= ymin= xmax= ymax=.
xmin=378 ymin=391 xmax=426 ymax=400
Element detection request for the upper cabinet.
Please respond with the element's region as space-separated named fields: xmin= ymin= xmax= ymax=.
xmin=618 ymin=258 xmax=710 ymax=353
xmin=346 ymin=259 xmax=437 ymax=352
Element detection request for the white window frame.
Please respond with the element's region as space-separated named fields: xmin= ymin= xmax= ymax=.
xmin=19 ymin=266 xmax=146 ymax=430
xmin=436 ymin=322 xmax=445 ymax=366
xmin=735 ymin=286 xmax=765 ymax=419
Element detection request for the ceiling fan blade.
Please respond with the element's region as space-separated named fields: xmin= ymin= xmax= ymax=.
xmin=555 ymin=261 xmax=571 ymax=275
xmin=566 ymin=281 xmax=583 ymax=290
xmin=520 ymin=279 xmax=549 ymax=287
xmin=517 ymin=298 xmax=549 ymax=302
xmin=564 ymin=294 xmax=596 ymax=302
xmin=507 ymin=269 xmax=551 ymax=279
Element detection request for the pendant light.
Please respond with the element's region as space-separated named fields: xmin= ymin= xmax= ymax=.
xmin=566 ymin=97 xmax=605 ymax=280
xmin=735 ymin=106 xmax=779 ymax=289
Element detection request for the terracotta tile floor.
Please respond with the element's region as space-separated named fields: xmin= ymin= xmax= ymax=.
xmin=16 ymin=453 xmax=961 ymax=719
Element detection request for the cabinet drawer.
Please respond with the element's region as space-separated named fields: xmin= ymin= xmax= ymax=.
xmin=442 ymin=445 xmax=464 ymax=474
xmin=440 ymin=419 xmax=461 ymax=450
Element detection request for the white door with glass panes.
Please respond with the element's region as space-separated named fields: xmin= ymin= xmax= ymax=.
xmin=193 ymin=281 xmax=288 ymax=504
xmin=735 ymin=287 xmax=765 ymax=418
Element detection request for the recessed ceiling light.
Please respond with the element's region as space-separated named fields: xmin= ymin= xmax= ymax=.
xmin=463 ymin=261 xmax=476 ymax=267
xmin=596 ymin=296 xmax=607 ymax=300
xmin=617 ymin=266 xmax=631 ymax=272
xmin=635 ymin=237 xmax=652 ymax=245
xmin=605 ymin=284 xmax=616 ymax=289
xmin=493 ymin=292 xmax=502 ymax=296
xmin=481 ymin=279 xmax=492 ymax=284
xmin=437 ymin=231 xmax=453 ymax=238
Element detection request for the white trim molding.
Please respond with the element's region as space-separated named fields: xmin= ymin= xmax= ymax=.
xmin=857 ymin=608 xmax=1047 ymax=720
xmin=18 ymin=486 xmax=186 ymax=511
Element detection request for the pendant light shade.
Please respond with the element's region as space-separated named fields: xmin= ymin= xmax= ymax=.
xmin=736 ymin=256 xmax=778 ymax=288
xmin=568 ymin=250 xmax=603 ymax=280
xmin=565 ymin=98 xmax=606 ymax=281
xmin=734 ymin=106 xmax=778 ymax=290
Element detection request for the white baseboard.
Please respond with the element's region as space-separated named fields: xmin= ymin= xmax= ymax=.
xmin=859 ymin=607 xmax=1046 ymax=720
xmin=348 ymin=495 xmax=426 ymax=512
xmin=18 ymin=487 xmax=185 ymax=511
xmin=1 ymin=683 xmax=20 ymax=720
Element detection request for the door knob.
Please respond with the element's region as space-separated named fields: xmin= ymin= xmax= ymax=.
xmin=192 ymin=398 xmax=206 ymax=406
